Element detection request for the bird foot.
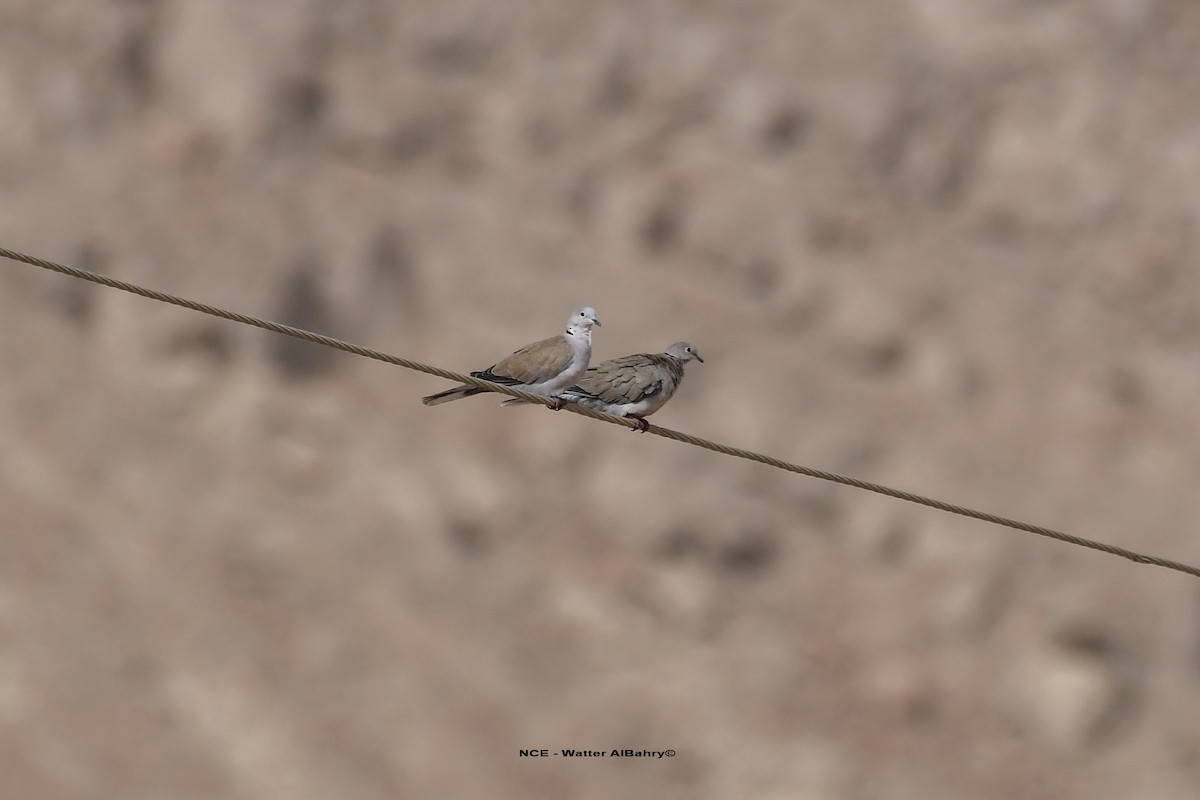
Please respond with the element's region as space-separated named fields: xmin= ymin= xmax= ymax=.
xmin=630 ymin=418 xmax=650 ymax=433
xmin=548 ymin=397 xmax=566 ymax=411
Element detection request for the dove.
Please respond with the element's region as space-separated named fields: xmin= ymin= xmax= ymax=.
xmin=556 ymin=341 xmax=703 ymax=431
xmin=422 ymin=306 xmax=601 ymax=407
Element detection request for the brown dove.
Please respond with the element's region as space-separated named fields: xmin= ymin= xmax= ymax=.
xmin=556 ymin=341 xmax=702 ymax=430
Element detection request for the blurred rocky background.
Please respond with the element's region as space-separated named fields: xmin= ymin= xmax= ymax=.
xmin=2 ymin=1 xmax=1200 ymax=798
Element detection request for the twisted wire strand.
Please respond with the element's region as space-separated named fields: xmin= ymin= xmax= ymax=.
xmin=3 ymin=245 xmax=1198 ymax=579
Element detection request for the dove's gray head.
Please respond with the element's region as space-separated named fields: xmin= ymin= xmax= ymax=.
xmin=567 ymin=306 xmax=601 ymax=332
xmin=666 ymin=342 xmax=703 ymax=363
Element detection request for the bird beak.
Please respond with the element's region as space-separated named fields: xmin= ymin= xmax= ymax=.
xmin=695 ymin=353 xmax=704 ymax=362
xmin=592 ymin=318 xmax=602 ymax=327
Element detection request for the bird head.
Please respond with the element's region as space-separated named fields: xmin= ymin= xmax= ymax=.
xmin=665 ymin=341 xmax=703 ymax=363
xmin=567 ymin=306 xmax=601 ymax=332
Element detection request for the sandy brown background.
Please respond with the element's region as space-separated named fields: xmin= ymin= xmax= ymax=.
xmin=3 ymin=1 xmax=1200 ymax=798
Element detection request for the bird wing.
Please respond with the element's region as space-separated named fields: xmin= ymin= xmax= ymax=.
xmin=576 ymin=354 xmax=675 ymax=405
xmin=476 ymin=334 xmax=572 ymax=386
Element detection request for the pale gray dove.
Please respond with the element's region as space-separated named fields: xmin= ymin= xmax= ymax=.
xmin=422 ymin=306 xmax=600 ymax=407
xmin=554 ymin=341 xmax=703 ymax=430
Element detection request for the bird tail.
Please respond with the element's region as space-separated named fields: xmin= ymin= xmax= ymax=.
xmin=422 ymin=385 xmax=485 ymax=406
